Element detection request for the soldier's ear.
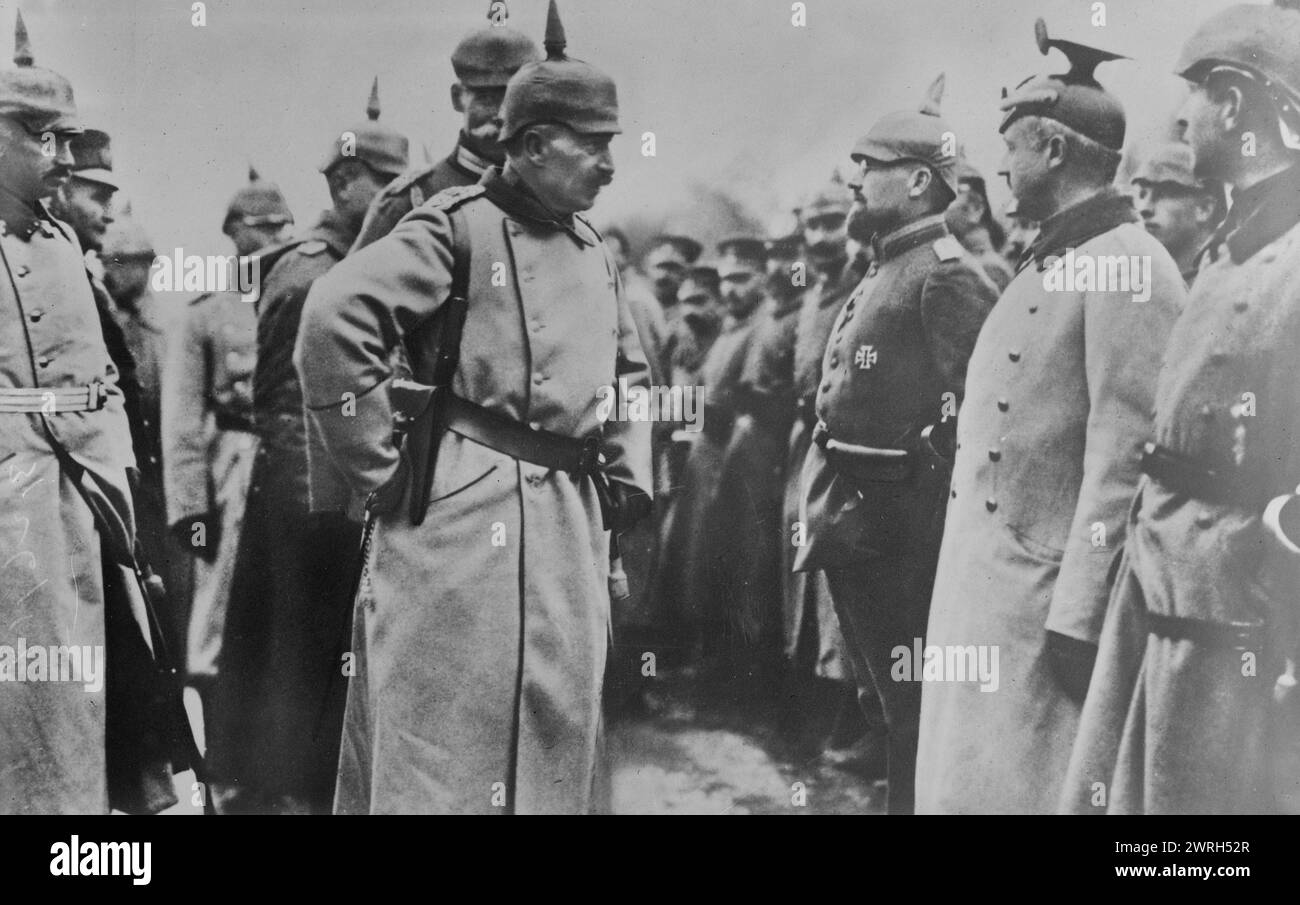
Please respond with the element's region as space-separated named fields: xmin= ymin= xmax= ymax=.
xmin=451 ymin=83 xmax=467 ymax=115
xmin=907 ymin=165 xmax=932 ymax=199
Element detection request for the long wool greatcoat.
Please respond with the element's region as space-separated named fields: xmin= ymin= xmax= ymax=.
xmin=915 ymin=190 xmax=1185 ymax=813
xmin=0 ymin=202 xmax=159 ymax=814
xmin=1062 ymin=166 xmax=1300 ymax=814
xmin=295 ymin=168 xmax=652 ymax=815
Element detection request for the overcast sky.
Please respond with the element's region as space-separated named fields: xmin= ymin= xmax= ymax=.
xmin=20 ymin=0 xmax=1248 ymax=257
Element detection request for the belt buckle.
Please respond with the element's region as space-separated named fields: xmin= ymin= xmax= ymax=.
xmin=578 ymin=435 xmax=604 ymax=474
xmin=811 ymin=421 xmax=830 ymax=449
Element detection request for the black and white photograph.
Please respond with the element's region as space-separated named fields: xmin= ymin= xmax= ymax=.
xmin=1 ymin=0 xmax=1298 ymax=848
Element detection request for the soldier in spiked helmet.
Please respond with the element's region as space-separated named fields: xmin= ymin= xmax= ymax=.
xmin=205 ymin=80 xmax=407 ymax=814
xmin=296 ymin=1 xmax=650 ymax=814
xmin=794 ymin=74 xmax=998 ymax=813
xmin=915 ymin=21 xmax=1185 ymax=814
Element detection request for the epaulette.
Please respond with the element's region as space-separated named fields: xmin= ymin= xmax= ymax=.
xmin=932 ymin=235 xmax=965 ymax=262
xmin=378 ymin=164 xmax=439 ymax=208
xmin=421 ymin=183 xmax=486 ymax=213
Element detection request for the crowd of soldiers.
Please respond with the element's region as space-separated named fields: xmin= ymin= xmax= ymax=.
xmin=2 ymin=0 xmax=1299 ymax=816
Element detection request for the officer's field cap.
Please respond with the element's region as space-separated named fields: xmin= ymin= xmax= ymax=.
xmin=319 ymin=77 xmax=410 ymax=178
xmin=1176 ymin=1 xmax=1300 ymax=151
xmin=1130 ymin=142 xmax=1206 ymax=192
xmin=224 ymin=165 xmax=294 ymax=232
xmin=649 ymin=232 xmax=703 ymax=263
xmin=0 ymin=12 xmax=81 ymax=134
xmin=852 ymin=73 xmax=960 ymax=195
xmin=452 ymin=2 xmax=541 ymax=88
xmin=998 ymin=18 xmax=1127 ymax=151
xmin=498 ymin=0 xmax=620 ymax=141
xmin=69 ymin=129 xmax=117 ymax=190
xmin=716 ymin=236 xmax=769 ymax=267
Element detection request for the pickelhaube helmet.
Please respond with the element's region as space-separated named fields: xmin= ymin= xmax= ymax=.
xmin=1175 ymin=1 xmax=1300 ymax=151
xmin=68 ymin=128 xmax=117 ymax=190
xmin=498 ymin=0 xmax=621 ymax=141
xmin=716 ymin=236 xmax=769 ymax=266
xmin=852 ymin=73 xmax=960 ymax=196
xmin=319 ymin=77 xmax=410 ymax=178
xmin=452 ymin=1 xmax=541 ymax=89
xmin=0 ymin=12 xmax=81 ymax=134
xmin=801 ymin=174 xmax=851 ymax=219
xmin=1131 ymin=142 xmax=1204 ymax=192
xmin=998 ymin=19 xmax=1127 ymax=151
xmin=101 ymin=215 xmax=155 ymax=261
xmin=223 ymin=165 xmax=294 ymax=234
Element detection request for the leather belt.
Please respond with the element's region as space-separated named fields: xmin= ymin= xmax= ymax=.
xmin=1145 ymin=608 xmax=1263 ymax=652
xmin=215 ymin=412 xmax=256 ymax=433
xmin=442 ymin=393 xmax=616 ymax=528
xmin=0 ymin=381 xmax=106 ymax=413
xmin=812 ymin=420 xmax=912 ymax=483
xmin=1139 ymin=442 xmax=1268 ymax=508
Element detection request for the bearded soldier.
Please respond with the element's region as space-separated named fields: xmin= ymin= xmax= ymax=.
xmin=296 ymin=0 xmax=651 ymax=815
xmin=350 ymin=0 xmax=539 ymax=252
xmin=794 ymin=76 xmax=998 ymax=813
xmin=1064 ymin=0 xmax=1300 ymax=814
xmin=206 ymin=80 xmax=408 ymax=814
xmin=915 ymin=22 xmax=1185 ymax=814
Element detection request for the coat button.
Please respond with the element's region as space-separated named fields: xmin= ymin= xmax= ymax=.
xmin=532 ymin=372 xmax=544 ymax=386
xmin=28 ymin=308 xmax=43 ymax=322
xmin=1209 ymin=350 xmax=1226 ymax=365
xmin=950 ymin=489 xmax=957 ymax=499
xmin=1028 ymin=305 xmax=1038 ymax=314
xmin=1200 ymin=404 xmax=1214 ymax=421
xmin=1195 ymin=510 xmax=1214 ymax=529
xmin=829 ymin=353 xmax=840 ymax=368
xmin=1234 ymin=300 xmax=1249 ymax=313
xmin=528 ymin=421 xmax=541 ymax=431
xmin=820 ymin=381 xmax=831 ymax=394
xmin=988 ymin=449 xmax=1002 ymax=462
xmin=37 ymin=355 xmax=50 ymax=368
xmin=985 ymin=498 xmax=998 ymax=512
xmin=15 ymin=264 xmax=30 ymax=278
xmin=997 ymin=398 xmax=1009 ymax=412
xmin=1008 ymin=350 xmax=1021 ymax=363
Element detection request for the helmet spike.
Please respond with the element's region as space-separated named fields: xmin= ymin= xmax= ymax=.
xmin=544 ymin=0 xmax=567 ymax=61
xmin=14 ymin=10 xmax=33 ymax=67
xmin=366 ymin=76 xmax=381 ymax=121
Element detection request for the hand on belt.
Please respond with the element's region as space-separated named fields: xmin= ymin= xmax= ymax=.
xmin=1140 ymin=442 xmax=1268 ymax=508
xmin=0 ymin=381 xmax=107 ymax=413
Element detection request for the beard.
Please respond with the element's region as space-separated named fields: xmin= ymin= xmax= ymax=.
xmin=846 ymin=203 xmax=878 ymax=244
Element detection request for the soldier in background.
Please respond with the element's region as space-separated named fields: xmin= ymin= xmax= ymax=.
xmin=782 ymin=179 xmax=882 ymax=769
xmin=162 ymin=171 xmax=291 ymax=704
xmin=1130 ymin=141 xmax=1225 ymax=284
xmin=297 ymin=0 xmax=651 ymax=813
xmin=0 ymin=12 xmax=179 ymax=814
xmin=795 ymin=76 xmax=998 ymax=813
xmin=947 ymin=159 xmax=1015 ymax=291
xmin=644 ymin=233 xmax=704 ymax=328
xmin=916 ymin=24 xmax=1184 ymax=814
xmin=350 ymin=0 xmax=539 ymax=251
xmin=1064 ymin=0 xmax=1300 ymax=814
xmin=207 ymin=81 xmax=408 ymax=814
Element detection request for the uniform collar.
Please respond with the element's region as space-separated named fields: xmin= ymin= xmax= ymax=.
xmin=0 ymin=192 xmax=60 ymax=241
xmin=481 ymin=166 xmax=596 ymax=247
xmin=1020 ymin=187 xmax=1138 ymax=271
xmin=451 ymin=133 xmax=496 ymax=179
xmin=1203 ymin=165 xmax=1300 ymax=265
xmin=871 ymin=214 xmax=949 ymax=264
